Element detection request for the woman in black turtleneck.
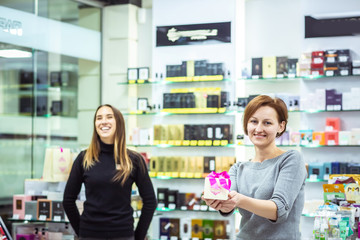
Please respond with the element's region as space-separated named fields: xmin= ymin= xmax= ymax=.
xmin=63 ymin=104 xmax=157 ymax=240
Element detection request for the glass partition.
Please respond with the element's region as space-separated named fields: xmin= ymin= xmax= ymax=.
xmin=0 ymin=0 xmax=101 ymax=202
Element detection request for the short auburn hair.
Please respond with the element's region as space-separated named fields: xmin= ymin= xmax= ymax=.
xmin=243 ymin=95 xmax=288 ymax=137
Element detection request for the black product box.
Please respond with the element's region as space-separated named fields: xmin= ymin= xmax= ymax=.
xmin=337 ymin=49 xmax=351 ymax=63
xmin=37 ymin=199 xmax=52 ymax=221
xmin=177 ymin=193 xmax=186 ymax=208
xmin=192 ymin=125 xmax=201 ymax=140
xmin=339 ymin=162 xmax=348 ymax=174
xmin=348 ymin=164 xmax=360 ymax=174
xmin=198 ymin=125 xmax=207 ymax=140
xmin=184 ymin=125 xmax=192 ymax=140
xmin=157 ymin=188 xmax=169 ymax=208
xmin=19 ymin=70 xmax=34 ymax=90
xmin=163 ymin=93 xmax=171 ymax=108
xmin=51 ymin=100 xmax=63 ymax=115
xmin=287 ymin=58 xmax=298 ymax=76
xmin=338 ymin=64 xmax=352 ymax=76
xmin=237 ymin=97 xmax=248 ymax=110
xmin=251 ymin=58 xmax=262 ymax=77
xmin=179 ymin=93 xmax=187 ymax=108
xmin=167 ymin=190 xmax=178 ymax=208
xmin=52 ymin=201 xmax=65 ymax=221
xmin=248 ymin=94 xmax=259 ymax=104
xmin=36 ymin=96 xmax=48 ymax=116
xmin=159 ymin=218 xmax=170 ymax=238
xmin=50 ymin=71 xmax=62 ymax=87
xmin=167 ymin=65 xmax=182 ymax=77
xmin=222 ymin=124 xmax=232 ymax=142
xmin=207 ymin=63 xmax=225 ymax=76
xmin=276 ymin=56 xmax=288 ymax=76
xmin=207 ymin=95 xmax=219 ymax=108
xmin=185 ymin=93 xmax=196 ymax=108
xmin=220 ymin=91 xmax=229 ymax=108
xmin=194 ymin=60 xmax=208 ymax=76
xmin=204 ymin=156 xmax=216 ymax=173
xmin=174 ymin=93 xmax=182 ymax=108
xmin=325 ymin=50 xmax=338 ymax=64
xmin=169 ymin=94 xmax=177 ymax=108
xmin=181 ymin=61 xmax=187 ymax=77
xmin=19 ymin=96 xmax=32 ymax=114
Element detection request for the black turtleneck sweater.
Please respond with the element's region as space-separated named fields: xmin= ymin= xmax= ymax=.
xmin=63 ymin=141 xmax=157 ymax=239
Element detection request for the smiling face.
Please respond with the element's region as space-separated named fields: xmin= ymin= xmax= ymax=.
xmin=95 ymin=106 xmax=116 ymax=144
xmin=247 ymin=106 xmax=285 ymax=147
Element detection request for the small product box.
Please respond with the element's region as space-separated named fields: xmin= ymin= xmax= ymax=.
xmin=203 ymin=171 xmax=231 ymax=200
xmin=37 ymin=199 xmax=52 ymax=221
xmin=13 ymin=195 xmax=32 ymax=219
xmin=325 ymin=131 xmax=339 ymax=145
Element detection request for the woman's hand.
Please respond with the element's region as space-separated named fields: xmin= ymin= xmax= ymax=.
xmin=201 ymin=190 xmax=241 ymax=212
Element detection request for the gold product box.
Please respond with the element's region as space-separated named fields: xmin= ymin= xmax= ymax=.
xmin=191 ymin=219 xmax=203 ymax=239
xmin=262 ymin=56 xmax=277 ymax=78
xmin=180 ymin=157 xmax=189 ymax=178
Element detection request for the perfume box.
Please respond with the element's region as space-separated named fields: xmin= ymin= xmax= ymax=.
xmin=180 ymin=218 xmax=192 ymax=239
xmin=149 ymin=157 xmax=158 ymax=173
xmin=191 ymin=219 xmax=203 ymax=239
xmin=213 ymin=220 xmax=227 ymax=239
xmin=331 ymin=162 xmax=340 ymax=174
xmin=299 ymin=130 xmax=313 ymax=145
xmin=157 ymin=188 xmax=169 ymax=208
xmin=195 ymin=156 xmax=204 ymax=174
xmin=207 ymin=95 xmax=219 ymax=108
xmin=203 ymin=219 xmax=214 ymax=239
xmin=52 ymin=201 xmax=65 ymax=221
xmin=323 ymin=162 xmax=331 ymax=178
xmin=290 ymin=132 xmax=301 ymax=145
xmin=237 ymin=97 xmax=248 ymax=110
xmin=215 ymin=157 xmax=223 ymax=172
xmin=157 ymin=157 xmax=165 ymax=173
xmin=251 ymin=58 xmax=262 ymax=77
xmin=339 ymin=131 xmax=351 ymax=145
xmin=276 ymin=56 xmax=288 ymax=77
xmin=170 ymin=218 xmax=180 ymax=238
xmin=37 ymin=199 xmax=52 ymax=221
xmin=339 ymin=65 xmax=352 ymax=76
xmin=326 ymin=118 xmax=340 ymax=131
xmin=138 ymin=67 xmax=150 ymax=81
xmin=127 ymin=68 xmax=138 ymax=82
xmin=351 ymin=129 xmax=360 ymax=145
xmin=13 ymin=195 xmax=32 ymax=219
xmin=311 ymin=51 xmax=325 ymax=67
xmin=222 ymin=157 xmax=230 ymax=172
xmin=337 ymin=49 xmax=351 ymax=63
xmin=262 ymin=56 xmax=277 ymax=78
xmin=312 ymin=132 xmax=325 ymax=145
xmin=194 ymin=60 xmax=207 ymax=76
xmin=24 ymin=201 xmax=37 ymax=220
xmin=325 ymin=131 xmax=339 ymax=145
xmin=159 ymin=218 xmax=170 ymax=238
xmin=204 ymin=156 xmax=216 ymax=173
xmin=311 ymin=68 xmax=324 ymax=76
xmin=339 ymin=163 xmax=348 ymax=174
xmin=186 ymin=60 xmax=195 ymax=77
xmin=167 ymin=190 xmax=178 ymax=209
xmin=203 ymin=173 xmax=230 ymax=200
xmin=194 ymin=60 xmax=208 ymax=76
xmin=287 ymin=58 xmax=298 ymax=76
xmin=165 ymin=157 xmax=173 ymax=173
xmin=308 ymin=162 xmax=324 ymax=179
xmin=185 ymin=193 xmax=197 ymax=210
xmin=325 ymin=50 xmax=338 ymax=64
xmin=180 ymin=157 xmax=189 ymax=174
xmin=220 ymin=91 xmax=229 ymax=108
xmin=348 ymin=163 xmax=360 ymax=174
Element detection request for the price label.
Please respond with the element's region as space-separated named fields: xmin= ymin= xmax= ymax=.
xmin=12 ymin=214 xmax=19 ymax=220
xmin=309 ymin=174 xmax=318 ymax=181
xmin=180 ymin=206 xmax=187 ymax=211
xmin=168 ymin=203 xmax=176 ymax=210
xmin=193 ymin=205 xmax=200 ymax=211
xmin=157 ymin=203 xmax=165 ymax=209
xmin=24 ymin=214 xmax=32 ymax=220
xmin=39 ymin=215 xmax=47 ymax=221
xmin=170 ymin=237 xmax=178 ymax=240
xmin=200 ymin=205 xmax=208 ymax=211
xmin=327 ymin=140 xmax=335 ymax=146
xmin=53 ymin=216 xmax=61 ymax=222
xmin=160 ymin=236 xmax=168 ymax=240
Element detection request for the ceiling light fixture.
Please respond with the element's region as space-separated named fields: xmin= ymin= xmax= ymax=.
xmin=0 ymin=49 xmax=32 ymax=58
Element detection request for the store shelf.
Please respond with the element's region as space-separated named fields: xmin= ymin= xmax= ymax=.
xmin=156 ymin=207 xmax=217 ymax=213
xmin=128 ymin=143 xmax=234 ymax=148
xmin=240 ymin=74 xmax=360 ymax=82
xmin=118 ymin=77 xmax=231 ymax=85
xmin=241 ymin=144 xmax=360 ymax=148
xmin=8 ymin=218 xmax=69 ymax=224
xmin=123 ymin=109 xmax=236 ymax=116
xmin=301 ymin=213 xmax=316 ymax=218
xmin=306 ymin=178 xmax=327 ymax=183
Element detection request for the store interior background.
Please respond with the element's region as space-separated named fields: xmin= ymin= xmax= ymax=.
xmin=1 ymin=0 xmax=360 ymax=239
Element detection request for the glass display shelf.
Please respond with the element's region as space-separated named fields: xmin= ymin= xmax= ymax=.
xmin=240 ymin=144 xmax=360 ymax=148
xmin=128 ymin=143 xmax=235 ymax=148
xmin=156 ymin=207 xmax=218 ymax=213
xmin=123 ymin=108 xmax=236 ymax=116
xmin=8 ymin=218 xmax=69 ymax=224
xmin=239 ymin=74 xmax=360 ymax=82
xmin=302 ymin=213 xmax=316 ymax=218
xmin=118 ymin=77 xmax=231 ymax=85
xmin=306 ymin=178 xmax=327 ymax=183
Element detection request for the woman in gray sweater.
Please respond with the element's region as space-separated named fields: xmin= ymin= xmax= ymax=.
xmin=202 ymin=95 xmax=307 ymax=240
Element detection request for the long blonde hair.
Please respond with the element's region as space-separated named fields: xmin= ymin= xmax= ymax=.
xmin=83 ymin=104 xmax=133 ymax=185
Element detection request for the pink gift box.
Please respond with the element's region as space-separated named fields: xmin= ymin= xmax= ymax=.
xmin=203 ymin=171 xmax=231 ymax=200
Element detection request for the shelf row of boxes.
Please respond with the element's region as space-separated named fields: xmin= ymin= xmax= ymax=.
xmin=149 ymin=156 xmax=235 ymax=178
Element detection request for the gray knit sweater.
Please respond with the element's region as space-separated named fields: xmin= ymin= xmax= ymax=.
xmin=223 ymin=150 xmax=307 ymax=240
